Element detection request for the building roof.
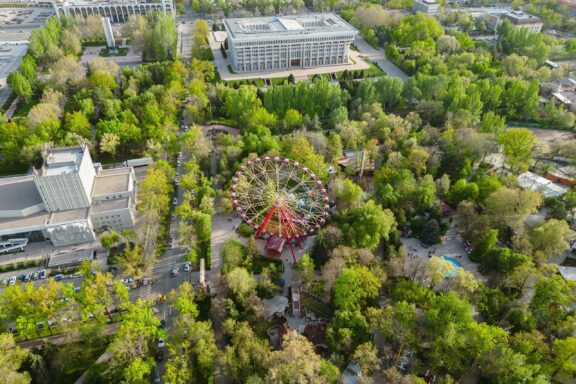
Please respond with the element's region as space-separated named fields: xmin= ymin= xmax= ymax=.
xmin=37 ymin=144 xmax=86 ymax=177
xmin=0 ymin=175 xmax=43 ymax=211
xmin=518 ymin=171 xmax=569 ymax=197
xmin=49 ymin=208 xmax=90 ymax=224
xmin=0 ymin=210 xmax=50 ymax=234
xmin=93 ymin=168 xmax=132 ymax=196
xmin=224 ymin=13 xmax=357 ymax=40
xmin=91 ymin=197 xmax=130 ymax=213
xmin=558 ymin=265 xmax=576 ymax=282
xmin=504 ymin=11 xmax=542 ymax=25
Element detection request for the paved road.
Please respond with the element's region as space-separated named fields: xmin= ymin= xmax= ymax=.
xmin=353 ymin=35 xmax=409 ymax=83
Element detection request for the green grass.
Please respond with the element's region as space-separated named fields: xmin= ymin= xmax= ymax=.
xmin=47 ymin=338 xmax=111 ymax=384
xmin=271 ymin=77 xmax=289 ymax=85
xmin=301 ymin=296 xmax=332 ymax=319
xmin=99 ymin=47 xmax=129 ymax=57
xmin=12 ymin=95 xmax=39 ymax=119
xmin=225 ymin=78 xmax=265 ymax=87
xmin=365 ymin=60 xmax=386 ymax=77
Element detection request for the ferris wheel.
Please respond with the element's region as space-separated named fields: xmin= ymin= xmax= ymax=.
xmin=230 ymin=156 xmax=329 ymax=260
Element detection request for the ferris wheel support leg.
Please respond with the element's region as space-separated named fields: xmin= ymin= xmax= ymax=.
xmin=254 ymin=206 xmax=276 ymax=240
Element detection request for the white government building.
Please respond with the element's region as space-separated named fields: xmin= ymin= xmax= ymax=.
xmin=223 ymin=13 xmax=358 ymax=73
xmin=0 ymin=143 xmax=137 ymax=251
xmin=52 ymin=0 xmax=175 ymax=22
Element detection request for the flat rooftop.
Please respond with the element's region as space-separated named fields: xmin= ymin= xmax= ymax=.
xmin=93 ymin=168 xmax=132 ymax=196
xmin=0 ymin=210 xmax=50 ymax=233
xmin=224 ymin=13 xmax=357 ymax=39
xmin=38 ymin=146 xmax=85 ymax=176
xmin=0 ymin=175 xmax=43 ymax=211
xmin=49 ymin=208 xmax=90 ymax=224
xmin=91 ymin=197 xmax=130 ymax=213
xmin=504 ymin=11 xmax=541 ymax=23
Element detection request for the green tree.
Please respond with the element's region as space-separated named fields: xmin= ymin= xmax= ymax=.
xmin=498 ymin=128 xmax=537 ymax=173
xmin=7 ymin=71 xmax=33 ymax=102
xmin=338 ymin=200 xmax=397 ymax=251
xmin=0 ymin=333 xmax=31 ymax=384
xmin=333 ymin=266 xmax=381 ymax=311
xmin=266 ymin=331 xmax=339 ymax=383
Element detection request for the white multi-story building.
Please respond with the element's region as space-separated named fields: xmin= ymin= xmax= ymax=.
xmin=223 ymin=13 xmax=358 ymax=73
xmin=498 ymin=10 xmax=543 ymax=33
xmin=412 ymin=0 xmax=439 ymax=16
xmin=53 ymin=0 xmax=175 ymax=22
xmin=0 ymin=143 xmax=137 ymax=249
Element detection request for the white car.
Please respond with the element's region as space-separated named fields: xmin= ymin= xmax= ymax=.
xmin=173 ymin=198 xmax=178 ymax=206
xmin=8 ymin=276 xmax=16 ymax=285
xmin=184 ymin=263 xmax=190 ymax=272
xmin=174 ymin=178 xmax=179 ymax=186
xmin=122 ymin=276 xmax=134 ymax=284
xmin=158 ymin=338 xmax=165 ymax=349
xmin=24 ymin=274 xmax=31 ymax=282
xmin=176 ymin=160 xmax=181 ymax=167
xmin=32 ymin=272 xmax=39 ymax=280
xmin=39 ymin=270 xmax=47 ymax=279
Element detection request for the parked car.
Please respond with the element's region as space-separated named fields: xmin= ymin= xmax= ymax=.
xmin=174 ymin=177 xmax=179 ymax=186
xmin=52 ymin=274 xmax=64 ymax=281
xmin=157 ymin=338 xmax=165 ymax=349
xmin=32 ymin=272 xmax=39 ymax=280
xmin=39 ymin=270 xmax=47 ymax=279
xmin=24 ymin=274 xmax=31 ymax=282
xmin=184 ymin=263 xmax=190 ymax=272
xmin=170 ymin=267 xmax=178 ymax=277
xmin=2 ymin=278 xmax=9 ymax=285
xmin=176 ymin=160 xmax=181 ymax=167
xmin=178 ymin=151 xmax=182 ymax=158
xmin=9 ymin=276 xmax=16 ymax=285
xmin=172 ymin=198 xmax=178 ymax=206
xmin=153 ymin=369 xmax=161 ymax=383
xmin=122 ymin=276 xmax=133 ymax=284
xmin=74 ymin=286 xmax=81 ymax=293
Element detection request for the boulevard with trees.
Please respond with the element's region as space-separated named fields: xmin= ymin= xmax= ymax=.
xmin=1 ymin=2 xmax=576 ymax=383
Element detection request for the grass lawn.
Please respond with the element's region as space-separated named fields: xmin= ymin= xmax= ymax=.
xmin=365 ymin=60 xmax=386 ymax=77
xmin=225 ymin=78 xmax=265 ymax=87
xmin=301 ymin=296 xmax=332 ymax=319
xmin=12 ymin=95 xmax=39 ymax=119
xmin=99 ymin=47 xmax=129 ymax=57
xmin=47 ymin=338 xmax=111 ymax=384
xmin=271 ymin=77 xmax=289 ymax=85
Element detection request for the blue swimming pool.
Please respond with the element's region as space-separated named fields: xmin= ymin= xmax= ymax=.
xmin=443 ymin=256 xmax=462 ymax=277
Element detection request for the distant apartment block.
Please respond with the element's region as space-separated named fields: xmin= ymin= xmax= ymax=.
xmin=53 ymin=0 xmax=175 ymax=22
xmin=0 ymin=143 xmax=137 ymax=249
xmin=223 ymin=13 xmax=358 ymax=73
xmin=412 ymin=0 xmax=439 ymax=16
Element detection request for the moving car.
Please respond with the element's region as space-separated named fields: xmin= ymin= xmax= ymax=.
xmin=184 ymin=263 xmax=190 ymax=272
xmin=52 ymin=274 xmax=64 ymax=281
xmin=173 ymin=198 xmax=178 ymax=206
